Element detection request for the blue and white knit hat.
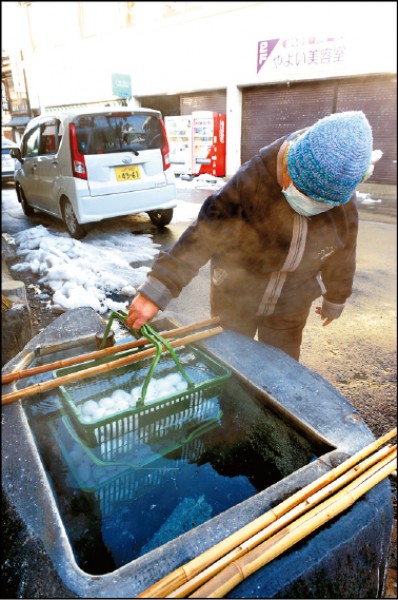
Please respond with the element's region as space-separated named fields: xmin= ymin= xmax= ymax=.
xmin=287 ymin=111 xmax=373 ymax=205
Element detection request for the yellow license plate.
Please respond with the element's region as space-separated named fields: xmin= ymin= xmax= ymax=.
xmin=115 ymin=165 xmax=141 ymax=181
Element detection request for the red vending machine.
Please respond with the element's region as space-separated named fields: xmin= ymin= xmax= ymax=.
xmin=192 ymin=111 xmax=226 ymax=177
xmin=164 ymin=115 xmax=193 ymax=175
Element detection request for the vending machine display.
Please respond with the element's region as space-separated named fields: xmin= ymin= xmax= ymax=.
xmin=192 ymin=111 xmax=226 ymax=177
xmin=164 ymin=115 xmax=193 ymax=175
xmin=165 ymin=112 xmax=226 ymax=177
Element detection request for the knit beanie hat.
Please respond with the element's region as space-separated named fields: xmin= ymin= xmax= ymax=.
xmin=286 ymin=111 xmax=373 ymax=205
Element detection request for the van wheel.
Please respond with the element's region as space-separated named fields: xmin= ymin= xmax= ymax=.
xmin=147 ymin=209 xmax=173 ymax=228
xmin=16 ymin=183 xmax=35 ymax=216
xmin=61 ymin=198 xmax=87 ymax=239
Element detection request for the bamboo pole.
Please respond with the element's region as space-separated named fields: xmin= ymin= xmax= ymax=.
xmin=189 ymin=450 xmax=397 ymax=598
xmin=1 ymin=326 xmax=223 ymax=405
xmin=171 ymin=445 xmax=397 ymax=598
xmin=1 ymin=317 xmax=221 ymax=385
xmin=136 ymin=428 xmax=397 ymax=598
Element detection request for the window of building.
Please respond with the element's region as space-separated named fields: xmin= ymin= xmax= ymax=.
xmin=2 ymin=80 xmax=10 ymax=112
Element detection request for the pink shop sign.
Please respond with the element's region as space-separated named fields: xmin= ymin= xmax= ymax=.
xmin=257 ymin=35 xmax=347 ymax=75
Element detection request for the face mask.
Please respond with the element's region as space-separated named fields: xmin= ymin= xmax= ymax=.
xmin=282 ymin=183 xmax=333 ymax=217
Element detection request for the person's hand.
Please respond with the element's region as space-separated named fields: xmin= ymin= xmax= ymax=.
xmin=315 ymin=306 xmax=334 ymax=327
xmin=127 ymin=294 xmax=160 ymax=330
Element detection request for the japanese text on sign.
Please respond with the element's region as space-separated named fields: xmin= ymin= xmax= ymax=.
xmin=257 ymin=36 xmax=346 ymax=74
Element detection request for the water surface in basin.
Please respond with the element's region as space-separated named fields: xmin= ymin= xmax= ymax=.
xmin=21 ymin=342 xmax=331 ymax=576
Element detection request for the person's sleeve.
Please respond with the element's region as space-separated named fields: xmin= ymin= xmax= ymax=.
xmin=319 ymin=199 xmax=359 ymax=318
xmin=138 ymin=160 xmax=261 ymax=310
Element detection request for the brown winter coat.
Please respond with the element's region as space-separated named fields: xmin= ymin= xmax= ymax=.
xmin=139 ymin=134 xmax=359 ymax=329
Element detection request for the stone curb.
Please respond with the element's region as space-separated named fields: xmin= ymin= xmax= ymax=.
xmin=1 ymin=249 xmax=33 ymax=367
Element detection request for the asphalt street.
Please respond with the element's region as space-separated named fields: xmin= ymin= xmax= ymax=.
xmin=1 ymin=181 xmax=396 ymax=326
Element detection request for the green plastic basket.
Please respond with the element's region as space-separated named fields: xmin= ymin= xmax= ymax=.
xmin=50 ymin=415 xmax=211 ymax=514
xmin=54 ymin=324 xmax=231 ymax=461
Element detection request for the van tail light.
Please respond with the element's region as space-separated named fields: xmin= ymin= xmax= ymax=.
xmin=69 ymin=123 xmax=87 ymax=179
xmin=160 ymin=119 xmax=171 ymax=171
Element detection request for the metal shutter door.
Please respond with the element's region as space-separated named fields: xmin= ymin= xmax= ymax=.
xmin=181 ymin=90 xmax=226 ymax=115
xmin=241 ymin=80 xmax=337 ymax=164
xmin=139 ymin=95 xmax=181 ymax=117
xmin=336 ymin=76 xmax=396 ymax=185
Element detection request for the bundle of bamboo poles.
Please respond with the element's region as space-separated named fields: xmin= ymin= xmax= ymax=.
xmin=1 ymin=317 xmax=222 ymax=405
xmin=137 ymin=428 xmax=397 ymax=599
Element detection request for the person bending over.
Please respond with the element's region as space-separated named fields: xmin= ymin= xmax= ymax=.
xmin=127 ymin=111 xmax=381 ymax=361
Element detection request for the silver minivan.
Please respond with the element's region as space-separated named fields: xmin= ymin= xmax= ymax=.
xmin=12 ymin=107 xmax=177 ymax=238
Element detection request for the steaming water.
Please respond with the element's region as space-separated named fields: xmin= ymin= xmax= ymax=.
xmin=20 ymin=342 xmax=330 ymax=576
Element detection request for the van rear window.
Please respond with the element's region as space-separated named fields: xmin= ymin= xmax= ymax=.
xmin=74 ymin=114 xmax=164 ymax=155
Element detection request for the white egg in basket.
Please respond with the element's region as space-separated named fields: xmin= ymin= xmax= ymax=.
xmin=77 ymin=462 xmax=92 ymax=482
xmin=81 ymin=399 xmax=99 ymax=417
xmin=111 ymin=389 xmax=131 ymax=403
xmin=114 ymin=398 xmax=130 ymax=412
xmin=164 ymin=373 xmax=184 ymax=387
xmin=69 ymin=448 xmax=81 ymax=465
xmin=94 ymin=406 xmax=107 ymax=420
xmin=156 ymin=378 xmax=173 ymax=393
xmin=99 ymin=397 xmax=114 ymax=410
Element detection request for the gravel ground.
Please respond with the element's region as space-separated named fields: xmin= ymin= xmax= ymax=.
xmin=300 ymin=216 xmax=397 ymax=599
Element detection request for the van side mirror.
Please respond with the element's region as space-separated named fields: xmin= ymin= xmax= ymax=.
xmin=10 ymin=148 xmax=23 ymax=164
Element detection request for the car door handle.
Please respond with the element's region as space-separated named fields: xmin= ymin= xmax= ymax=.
xmin=30 ymin=164 xmax=37 ymax=174
xmin=51 ymin=159 xmax=58 ymax=166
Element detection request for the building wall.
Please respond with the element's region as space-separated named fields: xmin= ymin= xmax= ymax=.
xmin=17 ymin=2 xmax=396 ymax=104
xmin=3 ymin=1 xmax=397 ymax=180
xmin=241 ymin=75 xmax=397 ymax=185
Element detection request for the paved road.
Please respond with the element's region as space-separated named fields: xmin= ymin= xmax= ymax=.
xmin=1 ymin=181 xmax=396 ymax=327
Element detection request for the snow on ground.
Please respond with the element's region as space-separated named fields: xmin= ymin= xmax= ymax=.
xmin=175 ymin=173 xmax=225 ymax=191
xmin=9 ymin=224 xmax=157 ymax=314
xmin=6 ymin=174 xmax=224 ymax=316
xmin=4 ymin=175 xmax=384 ymax=318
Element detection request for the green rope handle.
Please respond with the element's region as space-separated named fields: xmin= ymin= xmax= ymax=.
xmin=137 ymin=325 xmax=164 ymax=406
xmin=99 ymin=312 xmax=195 ymax=405
xmin=99 ymin=310 xmax=140 ymax=350
xmin=141 ymin=323 xmax=195 ymax=389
